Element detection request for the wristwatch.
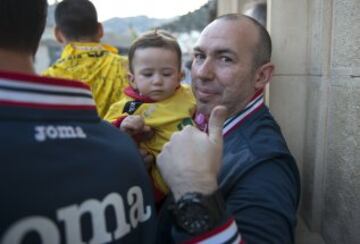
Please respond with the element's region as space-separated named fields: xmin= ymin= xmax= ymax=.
xmin=171 ymin=190 xmax=225 ymax=235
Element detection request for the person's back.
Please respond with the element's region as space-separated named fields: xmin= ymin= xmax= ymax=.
xmin=0 ymin=72 xmax=156 ymax=244
xmin=0 ymin=0 xmax=156 ymax=243
xmin=42 ymin=0 xmax=128 ymax=118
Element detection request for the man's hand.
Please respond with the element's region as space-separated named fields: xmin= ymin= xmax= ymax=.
xmin=157 ymin=106 xmax=228 ymax=201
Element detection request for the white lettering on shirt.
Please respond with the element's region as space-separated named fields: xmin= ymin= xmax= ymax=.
xmin=1 ymin=186 xmax=152 ymax=244
xmin=34 ymin=125 xmax=87 ymax=142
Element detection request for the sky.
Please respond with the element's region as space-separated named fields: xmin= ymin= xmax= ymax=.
xmin=48 ymin=0 xmax=209 ymax=21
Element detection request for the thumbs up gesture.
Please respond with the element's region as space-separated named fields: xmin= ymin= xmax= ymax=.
xmin=157 ymin=106 xmax=228 ymax=201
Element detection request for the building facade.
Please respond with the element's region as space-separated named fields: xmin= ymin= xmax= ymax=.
xmin=218 ymin=0 xmax=360 ymax=244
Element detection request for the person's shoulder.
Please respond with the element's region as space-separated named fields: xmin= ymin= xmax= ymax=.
xmin=96 ymin=119 xmax=138 ymax=149
xmin=221 ymin=108 xmax=299 ymax=196
xmin=226 ymin=106 xmax=293 ymax=159
xmin=103 ymin=94 xmax=132 ymax=122
xmin=102 ymin=44 xmax=127 ymax=59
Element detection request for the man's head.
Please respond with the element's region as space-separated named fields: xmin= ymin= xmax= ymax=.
xmin=54 ymin=0 xmax=103 ymax=43
xmin=0 ymin=0 xmax=47 ymax=55
xmin=191 ymin=14 xmax=274 ymax=117
xmin=127 ymin=30 xmax=183 ymax=101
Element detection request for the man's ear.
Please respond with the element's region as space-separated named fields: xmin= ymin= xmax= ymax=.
xmin=254 ymin=62 xmax=274 ymax=90
xmin=128 ymin=72 xmax=137 ymax=89
xmin=95 ymin=23 xmax=104 ymax=41
xmin=54 ymin=26 xmax=67 ymax=44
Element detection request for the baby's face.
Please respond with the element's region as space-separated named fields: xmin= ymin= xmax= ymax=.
xmin=130 ymin=47 xmax=182 ymax=101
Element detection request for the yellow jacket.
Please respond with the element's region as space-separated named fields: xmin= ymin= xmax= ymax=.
xmin=105 ymin=85 xmax=196 ymax=195
xmin=42 ymin=42 xmax=128 ymax=118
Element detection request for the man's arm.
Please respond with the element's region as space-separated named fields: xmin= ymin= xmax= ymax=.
xmin=227 ymin=157 xmax=299 ymax=244
xmin=157 ymin=106 xmax=243 ymax=243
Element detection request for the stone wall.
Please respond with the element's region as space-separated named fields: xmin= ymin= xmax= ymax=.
xmin=217 ymin=0 xmax=360 ymax=243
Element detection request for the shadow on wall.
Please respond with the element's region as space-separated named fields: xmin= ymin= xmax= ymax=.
xmin=242 ymin=0 xmax=267 ymax=27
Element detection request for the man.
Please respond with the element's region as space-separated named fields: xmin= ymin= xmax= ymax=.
xmin=43 ymin=0 xmax=128 ymax=118
xmin=157 ymin=14 xmax=301 ymax=243
xmin=0 ymin=0 xmax=233 ymax=243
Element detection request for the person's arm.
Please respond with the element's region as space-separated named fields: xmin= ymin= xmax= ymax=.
xmin=227 ymin=157 xmax=299 ymax=244
xmin=157 ymin=106 xmax=243 ymax=243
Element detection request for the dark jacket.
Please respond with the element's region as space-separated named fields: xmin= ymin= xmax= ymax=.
xmin=158 ymin=94 xmax=300 ymax=244
xmin=0 ymin=71 xmax=157 ymax=244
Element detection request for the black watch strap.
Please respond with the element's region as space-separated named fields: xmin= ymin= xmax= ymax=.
xmin=171 ymin=190 xmax=225 ymax=235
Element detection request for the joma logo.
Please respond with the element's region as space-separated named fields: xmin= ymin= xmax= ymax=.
xmin=34 ymin=125 xmax=87 ymax=142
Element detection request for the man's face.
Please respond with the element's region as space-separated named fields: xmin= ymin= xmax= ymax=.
xmin=191 ymin=18 xmax=259 ymax=117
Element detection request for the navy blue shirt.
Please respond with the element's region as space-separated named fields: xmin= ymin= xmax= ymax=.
xmin=0 ymin=71 xmax=157 ymax=244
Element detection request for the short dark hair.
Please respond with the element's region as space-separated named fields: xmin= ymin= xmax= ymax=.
xmin=217 ymin=14 xmax=272 ymax=69
xmin=0 ymin=0 xmax=48 ymax=55
xmin=128 ymin=30 xmax=182 ymax=73
xmin=55 ymin=0 xmax=99 ymax=41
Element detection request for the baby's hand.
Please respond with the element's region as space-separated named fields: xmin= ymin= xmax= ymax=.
xmin=120 ymin=115 xmax=154 ymax=141
xmin=120 ymin=115 xmax=145 ymax=135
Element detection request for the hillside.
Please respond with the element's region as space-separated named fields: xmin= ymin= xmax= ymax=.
xmin=42 ymin=1 xmax=215 ymax=48
xmin=102 ymin=16 xmax=170 ymax=47
xmin=160 ymin=0 xmax=217 ymax=32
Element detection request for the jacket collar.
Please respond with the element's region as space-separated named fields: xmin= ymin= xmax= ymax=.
xmin=0 ymin=70 xmax=98 ymax=120
xmin=61 ymin=42 xmax=118 ymax=59
xmin=223 ymin=90 xmax=265 ymax=137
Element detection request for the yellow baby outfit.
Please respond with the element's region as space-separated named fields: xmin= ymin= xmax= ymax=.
xmin=105 ymin=84 xmax=195 ymax=199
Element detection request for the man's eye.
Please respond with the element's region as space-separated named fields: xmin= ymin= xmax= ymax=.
xmin=194 ymin=53 xmax=205 ymax=60
xmin=220 ymin=56 xmax=233 ymax=63
xmin=163 ymin=73 xmax=172 ymax=77
xmin=142 ymin=73 xmax=153 ymax=77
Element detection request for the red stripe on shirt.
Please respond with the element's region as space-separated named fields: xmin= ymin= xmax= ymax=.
xmin=0 ymin=70 xmax=90 ymax=90
xmin=0 ymin=100 xmax=96 ymax=110
xmin=182 ymin=218 xmax=237 ymax=244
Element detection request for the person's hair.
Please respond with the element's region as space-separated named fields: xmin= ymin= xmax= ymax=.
xmin=128 ymin=30 xmax=182 ymax=73
xmin=217 ymin=14 xmax=272 ymax=69
xmin=0 ymin=0 xmax=48 ymax=55
xmin=55 ymin=0 xmax=99 ymax=41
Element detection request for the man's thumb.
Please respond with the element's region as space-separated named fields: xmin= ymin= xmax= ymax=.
xmin=208 ymin=105 xmax=228 ymax=144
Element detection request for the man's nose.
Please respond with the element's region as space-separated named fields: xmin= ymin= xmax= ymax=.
xmin=193 ymin=58 xmax=215 ymax=81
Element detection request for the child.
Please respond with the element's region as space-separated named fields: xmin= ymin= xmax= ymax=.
xmin=43 ymin=0 xmax=128 ymax=118
xmin=105 ymin=30 xmax=195 ymax=202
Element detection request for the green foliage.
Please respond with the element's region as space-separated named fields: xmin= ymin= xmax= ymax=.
xmin=160 ymin=0 xmax=217 ymax=32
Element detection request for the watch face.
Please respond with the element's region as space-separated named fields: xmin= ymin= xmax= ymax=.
xmin=177 ymin=201 xmax=214 ymax=235
xmin=174 ymin=191 xmax=225 ymax=235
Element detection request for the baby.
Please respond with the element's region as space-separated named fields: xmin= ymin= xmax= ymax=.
xmin=105 ymin=30 xmax=195 ymax=203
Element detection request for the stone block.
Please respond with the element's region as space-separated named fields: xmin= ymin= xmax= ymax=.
xmin=269 ymin=0 xmax=308 ymax=75
xmin=322 ymin=81 xmax=360 ymax=244
xmin=332 ymin=0 xmax=353 ymax=69
xmin=269 ymin=75 xmax=307 ymax=171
